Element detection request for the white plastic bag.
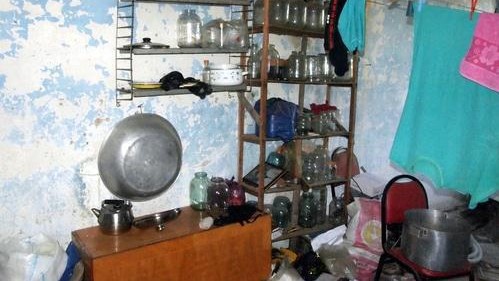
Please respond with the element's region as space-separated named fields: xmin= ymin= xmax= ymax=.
xmin=0 ymin=234 xmax=68 ymax=281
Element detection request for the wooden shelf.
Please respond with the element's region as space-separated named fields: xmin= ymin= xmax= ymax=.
xmin=240 ymin=129 xmax=350 ymax=144
xmin=123 ymin=0 xmax=250 ymax=5
xmin=250 ymin=25 xmax=324 ymax=38
xmin=247 ymin=78 xmax=356 ymax=87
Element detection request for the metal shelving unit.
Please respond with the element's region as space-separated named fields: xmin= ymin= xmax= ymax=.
xmin=114 ymin=0 xmax=251 ymax=106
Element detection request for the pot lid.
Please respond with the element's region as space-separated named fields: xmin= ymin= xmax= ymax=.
xmin=124 ymin=37 xmax=170 ymax=50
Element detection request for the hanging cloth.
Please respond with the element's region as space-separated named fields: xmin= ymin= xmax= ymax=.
xmin=389 ymin=5 xmax=499 ymax=208
xmin=459 ymin=12 xmax=499 ymax=92
xmin=324 ymin=0 xmax=350 ymax=76
xmin=338 ymin=0 xmax=366 ymax=52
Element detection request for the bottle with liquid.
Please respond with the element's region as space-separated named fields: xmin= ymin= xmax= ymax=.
xmin=202 ymin=59 xmax=210 ymax=83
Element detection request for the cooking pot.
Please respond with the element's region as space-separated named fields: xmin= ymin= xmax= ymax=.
xmin=98 ymin=113 xmax=182 ymax=201
xmin=91 ymin=199 xmax=134 ymax=235
xmin=401 ymin=209 xmax=482 ymax=272
xmin=208 ymin=64 xmax=246 ymax=86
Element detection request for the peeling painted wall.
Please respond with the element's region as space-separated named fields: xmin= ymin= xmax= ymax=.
xmin=0 ymin=0 xmax=495 ymax=246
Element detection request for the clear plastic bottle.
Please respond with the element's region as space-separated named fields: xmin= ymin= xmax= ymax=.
xmin=177 ymin=9 xmax=202 ymax=48
xmin=189 ymin=171 xmax=210 ymax=211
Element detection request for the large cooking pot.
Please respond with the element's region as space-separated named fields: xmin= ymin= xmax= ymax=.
xmin=401 ymin=209 xmax=482 ymax=272
xmin=98 ymin=113 xmax=182 ymax=201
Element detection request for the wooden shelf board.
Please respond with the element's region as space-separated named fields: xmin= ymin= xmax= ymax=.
xmin=247 ymin=78 xmax=355 ymax=87
xmin=117 ymin=84 xmax=246 ymax=98
xmin=250 ymin=25 xmax=324 ymax=38
xmin=123 ymin=0 xmax=250 ymax=5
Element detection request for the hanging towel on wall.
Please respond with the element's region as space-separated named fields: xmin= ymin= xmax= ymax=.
xmin=459 ymin=13 xmax=499 ymax=92
xmin=389 ymin=5 xmax=499 ymax=208
xmin=338 ymin=0 xmax=366 ymax=52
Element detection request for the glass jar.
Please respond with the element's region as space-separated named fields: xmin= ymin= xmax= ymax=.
xmin=227 ymin=178 xmax=246 ymax=206
xmin=270 ymin=0 xmax=286 ymax=26
xmin=328 ymin=196 xmax=345 ymax=225
xmin=302 ymin=154 xmax=315 ymax=183
xmin=296 ymin=112 xmax=311 ymax=136
xmin=317 ymin=53 xmax=331 ymax=81
xmin=207 ymin=177 xmax=229 ymax=218
xmin=257 ymin=44 xmax=280 ymax=79
xmin=272 ymin=206 xmax=289 ymax=228
xmin=306 ymin=0 xmax=322 ymax=31
xmin=273 ymin=196 xmax=291 ymax=213
xmin=253 ymin=0 xmax=264 ymax=25
xmin=247 ymin=44 xmax=260 ymax=79
xmin=189 ymin=171 xmax=210 ymax=211
xmin=313 ymin=188 xmax=327 ymax=225
xmin=177 ymin=9 xmax=202 ymax=48
xmin=312 ymin=145 xmax=329 ymax=182
xmin=201 ymin=19 xmax=222 ymax=48
xmin=288 ymin=0 xmax=304 ymax=28
xmin=287 ymin=51 xmax=303 ymax=80
xmin=298 ymin=190 xmax=317 ymax=228
xmin=223 ymin=19 xmax=248 ymax=49
xmin=304 ymin=55 xmax=319 ymax=81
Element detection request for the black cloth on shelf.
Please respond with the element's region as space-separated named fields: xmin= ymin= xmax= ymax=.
xmin=324 ymin=0 xmax=349 ymax=76
xmin=159 ymin=71 xmax=212 ymax=99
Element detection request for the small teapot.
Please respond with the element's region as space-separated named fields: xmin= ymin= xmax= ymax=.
xmin=91 ymin=199 xmax=134 ymax=235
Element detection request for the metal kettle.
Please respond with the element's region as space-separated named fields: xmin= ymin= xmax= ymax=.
xmin=91 ymin=199 xmax=134 ymax=235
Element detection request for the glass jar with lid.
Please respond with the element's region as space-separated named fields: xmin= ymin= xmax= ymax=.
xmin=177 ymin=9 xmax=202 ymax=48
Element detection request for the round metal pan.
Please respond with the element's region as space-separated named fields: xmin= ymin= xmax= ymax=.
xmin=98 ymin=113 xmax=182 ymax=201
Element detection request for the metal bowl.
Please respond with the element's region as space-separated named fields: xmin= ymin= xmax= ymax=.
xmin=98 ymin=113 xmax=182 ymax=201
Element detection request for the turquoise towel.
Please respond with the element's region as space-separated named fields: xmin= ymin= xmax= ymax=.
xmin=390 ymin=5 xmax=499 ymax=208
xmin=338 ymin=0 xmax=366 ymax=52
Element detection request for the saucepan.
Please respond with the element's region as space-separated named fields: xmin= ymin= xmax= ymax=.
xmin=208 ymin=64 xmax=247 ymax=86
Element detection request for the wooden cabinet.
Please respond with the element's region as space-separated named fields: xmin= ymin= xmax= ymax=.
xmin=72 ymin=207 xmax=271 ymax=281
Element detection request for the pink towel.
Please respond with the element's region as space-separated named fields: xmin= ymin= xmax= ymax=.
xmin=459 ymin=13 xmax=499 ymax=92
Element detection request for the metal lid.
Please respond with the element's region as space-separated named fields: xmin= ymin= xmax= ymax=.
xmin=124 ymin=37 xmax=170 ymax=50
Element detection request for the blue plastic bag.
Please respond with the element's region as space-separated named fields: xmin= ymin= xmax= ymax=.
xmin=254 ymin=98 xmax=298 ymax=143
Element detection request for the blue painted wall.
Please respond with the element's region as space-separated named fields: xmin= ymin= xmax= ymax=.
xmin=0 ymin=0 xmax=494 ymax=245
